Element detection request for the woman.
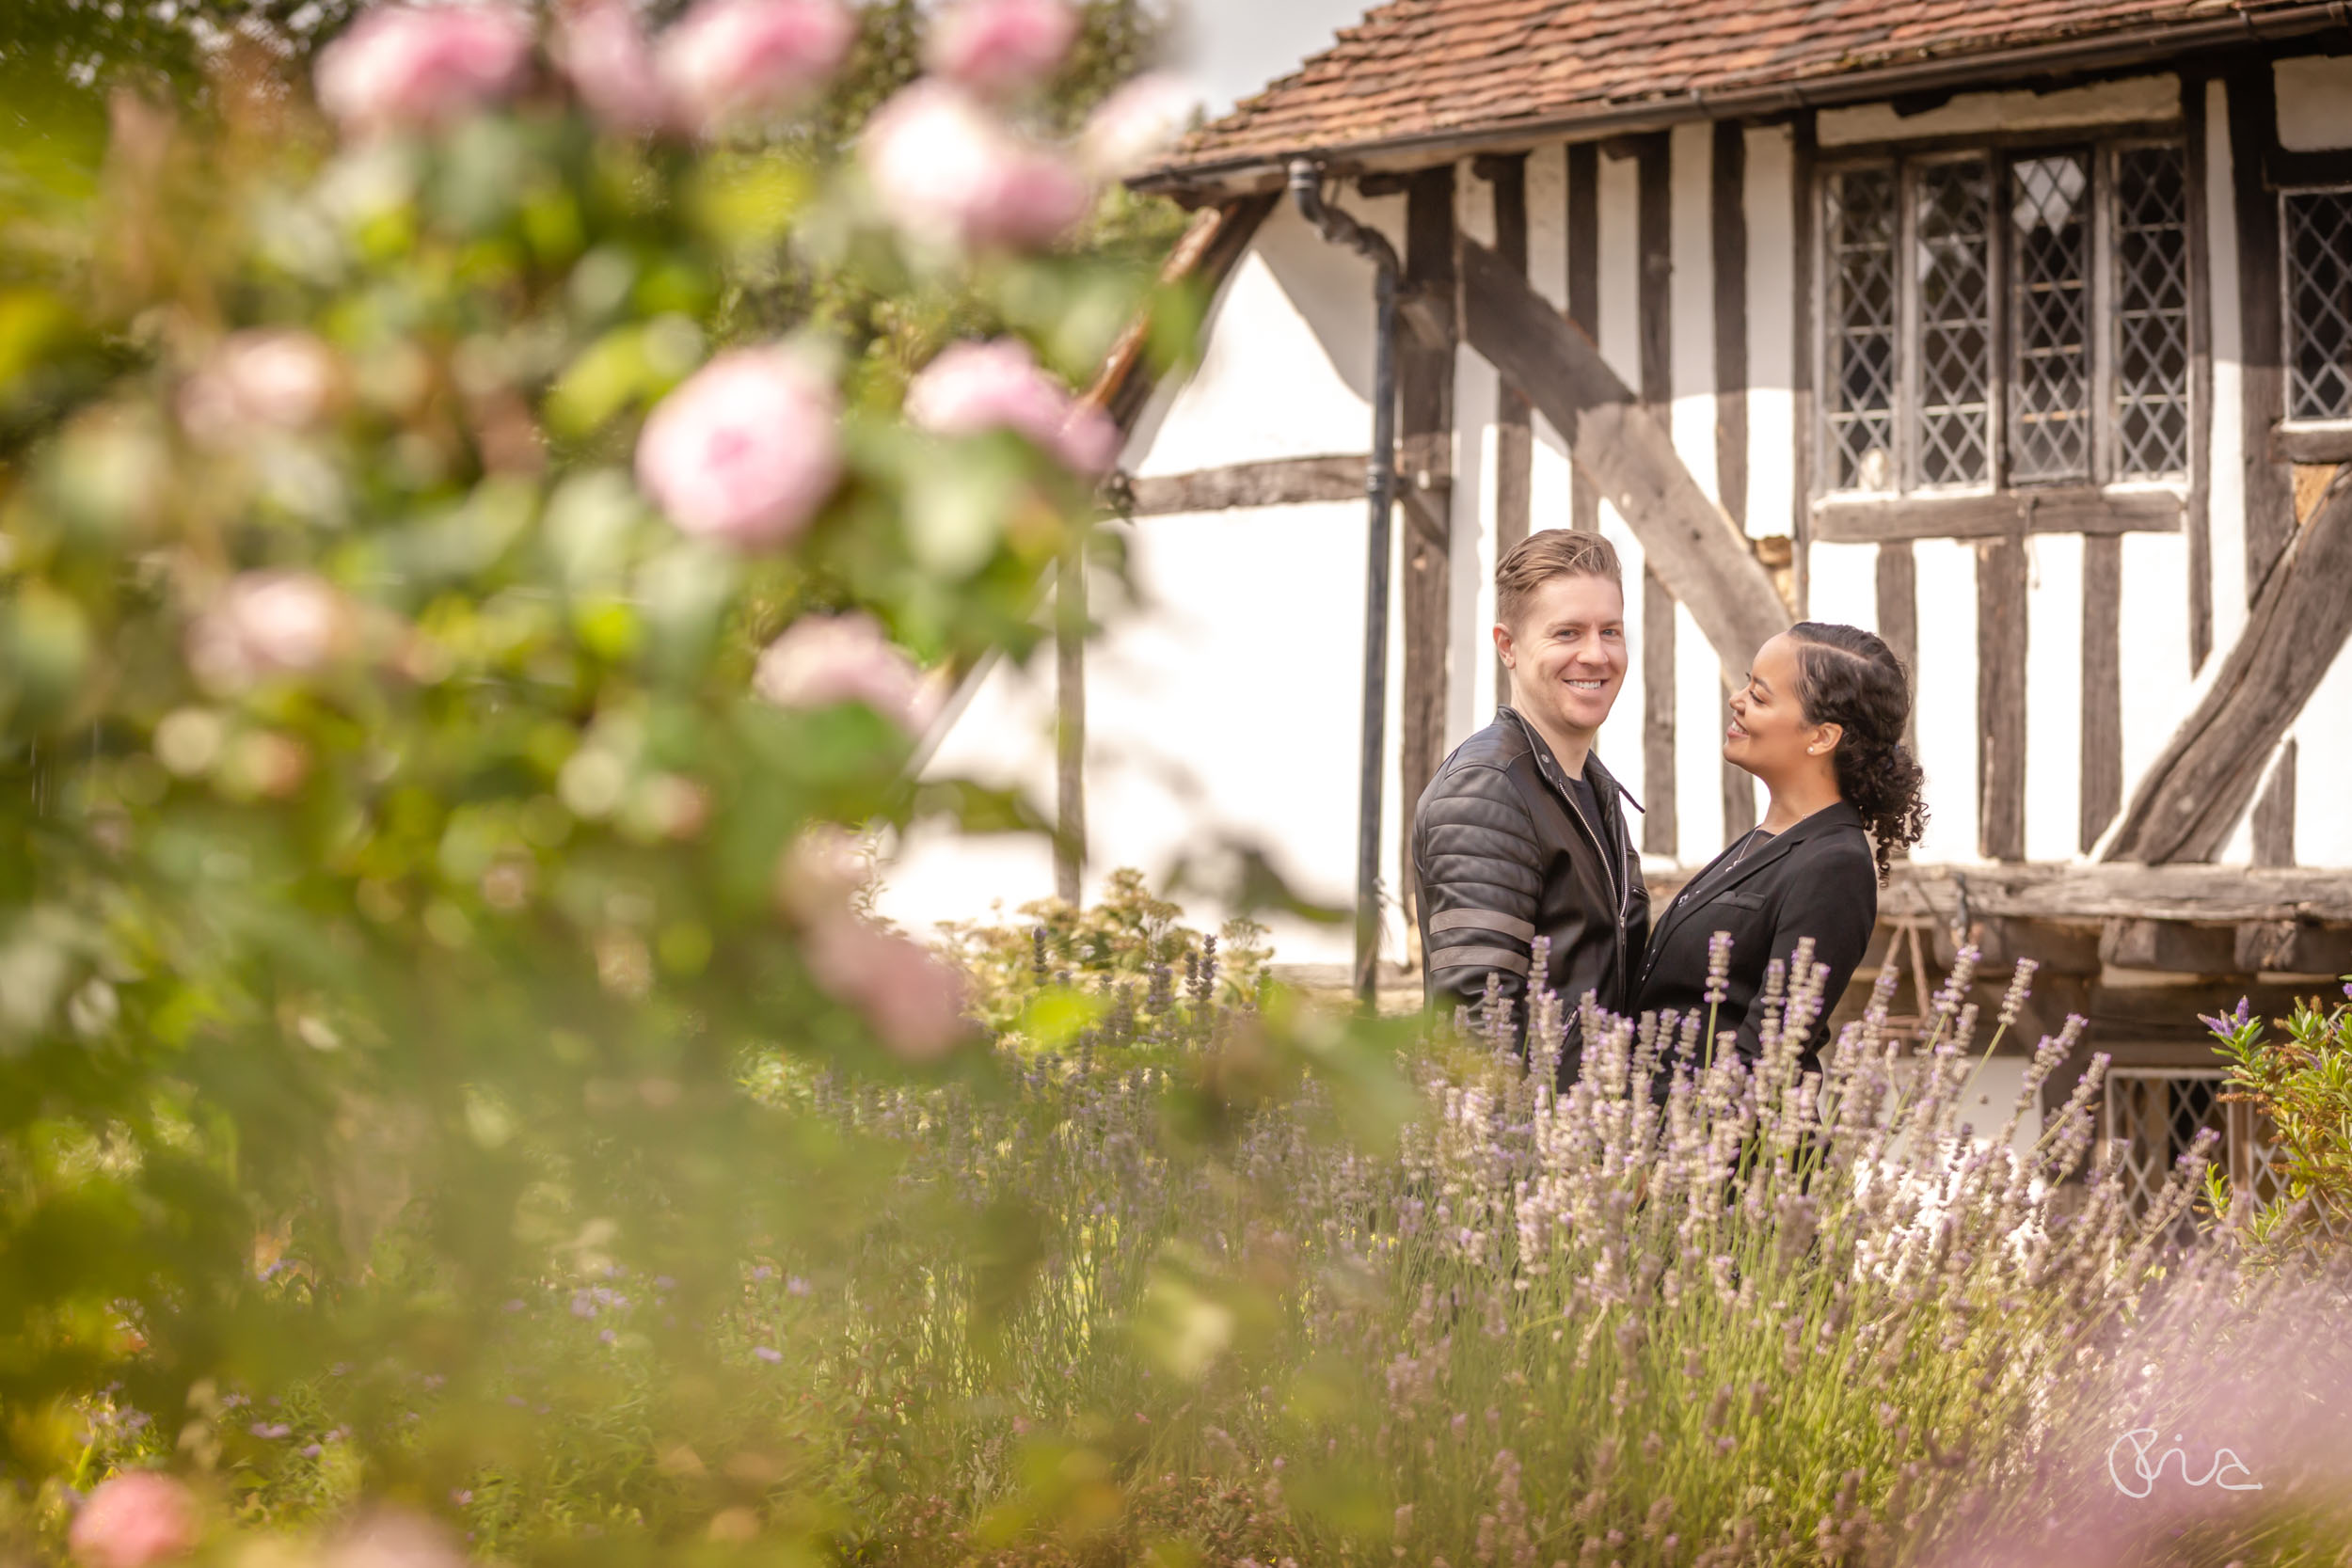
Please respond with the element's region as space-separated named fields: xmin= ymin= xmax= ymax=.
xmin=1631 ymin=622 xmax=1928 ymax=1079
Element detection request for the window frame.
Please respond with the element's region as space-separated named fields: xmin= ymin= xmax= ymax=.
xmin=2277 ymin=180 xmax=2352 ymax=432
xmin=1811 ymin=129 xmax=2201 ymax=505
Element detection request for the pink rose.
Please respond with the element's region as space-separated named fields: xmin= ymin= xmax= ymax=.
xmin=753 ymin=612 xmax=940 ymax=734
xmin=179 ymin=331 xmax=341 ymax=447
xmin=186 ymin=571 xmax=355 ymax=694
xmin=860 ymin=82 xmax=1089 ymax=253
xmin=1078 ymin=71 xmax=1194 ymax=181
xmin=924 ymin=0 xmax=1077 ymax=98
xmin=803 ymin=915 xmax=972 ymax=1061
xmin=557 ymin=0 xmax=675 ymax=135
xmin=314 ymin=5 xmax=533 ymax=138
xmin=634 ymin=348 xmax=841 ymax=547
xmin=70 ymin=1472 xmax=199 ymax=1568
xmin=904 ymin=338 xmax=1118 ymax=474
xmin=658 ymin=0 xmax=854 ymax=135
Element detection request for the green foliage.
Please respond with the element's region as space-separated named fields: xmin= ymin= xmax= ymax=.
xmin=2202 ymin=982 xmax=2352 ymax=1249
xmin=933 ymin=866 xmax=1274 ymax=1037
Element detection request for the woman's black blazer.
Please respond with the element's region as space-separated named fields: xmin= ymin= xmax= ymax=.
xmin=1630 ymin=800 xmax=1878 ymax=1071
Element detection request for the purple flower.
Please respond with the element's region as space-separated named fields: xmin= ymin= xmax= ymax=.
xmin=787 ymin=1275 xmax=811 ymax=1296
xmin=452 ymin=1490 xmax=473 ymax=1507
xmin=250 ymin=1422 xmax=292 ymax=1439
xmin=653 ymin=1275 xmax=676 ymax=1291
xmin=750 ymin=1266 xmax=775 ymax=1281
xmin=598 ymin=1329 xmax=616 ymax=1344
xmin=299 ymin=1444 xmax=323 ymax=1458
xmin=753 ymin=1346 xmax=783 ymax=1363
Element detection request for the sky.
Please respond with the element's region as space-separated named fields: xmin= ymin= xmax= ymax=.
xmin=1163 ymin=0 xmax=1371 ymax=117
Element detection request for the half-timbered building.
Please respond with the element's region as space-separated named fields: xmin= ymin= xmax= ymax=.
xmin=881 ymin=0 xmax=2352 ymax=1207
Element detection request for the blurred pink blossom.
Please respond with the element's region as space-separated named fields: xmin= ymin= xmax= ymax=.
xmin=904 ymin=338 xmax=1118 ymax=474
xmin=314 ymin=5 xmax=533 ymax=138
xmin=70 ymin=1473 xmax=199 ymax=1568
xmin=803 ymin=915 xmax=972 ymax=1061
xmin=179 ymin=331 xmax=341 ymax=446
xmin=634 ymin=348 xmax=841 ymax=547
xmin=775 ymin=823 xmax=869 ymax=920
xmin=556 ymin=0 xmax=675 ymax=134
xmin=753 ymin=612 xmax=939 ymax=734
xmin=658 ymin=0 xmax=854 ymax=134
xmin=924 ymin=0 xmax=1077 ymax=97
xmin=326 ymin=1509 xmax=467 ymax=1568
xmin=860 ymin=82 xmax=1089 ymax=252
xmin=186 ymin=572 xmax=355 ymax=694
xmin=1078 ymin=71 xmax=1194 ymax=180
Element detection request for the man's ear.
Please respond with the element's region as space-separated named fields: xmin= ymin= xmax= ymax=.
xmin=1492 ymin=622 xmax=1515 ymax=666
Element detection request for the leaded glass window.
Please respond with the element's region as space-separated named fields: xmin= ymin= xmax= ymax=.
xmin=1818 ymin=138 xmax=2199 ymax=497
xmin=2285 ymin=188 xmax=2352 ymax=421
xmin=2009 ymin=151 xmax=2093 ymax=483
xmin=1827 ymin=167 xmax=1898 ymax=491
xmin=1915 ymin=159 xmax=1993 ymax=486
xmin=2114 ymin=147 xmax=2191 ymax=479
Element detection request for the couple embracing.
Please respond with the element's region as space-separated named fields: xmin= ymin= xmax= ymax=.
xmin=1411 ymin=530 xmax=1930 ymax=1083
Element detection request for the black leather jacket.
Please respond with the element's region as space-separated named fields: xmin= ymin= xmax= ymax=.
xmin=1411 ymin=706 xmax=1650 ymax=1074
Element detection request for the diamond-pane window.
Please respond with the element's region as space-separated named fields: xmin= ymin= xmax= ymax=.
xmin=2103 ymin=1070 xmax=2226 ymax=1245
xmin=1827 ymin=167 xmax=1898 ymax=491
xmin=1915 ymin=159 xmax=1992 ymax=486
xmin=2114 ymin=147 xmax=2191 ymax=479
xmin=2010 ymin=152 xmax=2093 ymax=483
xmin=2286 ymin=189 xmax=2352 ymax=420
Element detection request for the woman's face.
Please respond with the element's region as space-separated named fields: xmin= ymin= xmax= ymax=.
xmin=1725 ymin=633 xmax=1834 ymax=778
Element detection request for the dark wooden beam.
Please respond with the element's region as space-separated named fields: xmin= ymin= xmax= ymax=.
xmin=1400 ymin=166 xmax=1457 ymax=927
xmin=1055 ymin=543 xmax=1086 ymax=902
xmin=1121 ymin=454 xmax=1368 ymax=516
xmin=1486 ymin=152 xmax=1533 ymax=705
xmin=1978 ymin=533 xmax=2028 ymax=863
xmin=1811 ymin=487 xmax=2183 ymax=543
xmin=1871 ymin=863 xmax=2352 ymax=925
xmin=1637 ymin=133 xmax=1677 ymax=857
xmin=2251 ymin=738 xmax=2296 ymax=869
xmin=1457 ymin=236 xmax=1793 ymax=673
xmin=1791 ymin=114 xmax=1817 ymax=616
xmin=1644 ymin=571 xmax=1677 ymax=856
xmin=2100 ymin=919 xmax=2240 ymax=974
xmin=1714 ymin=121 xmax=1755 ymax=841
xmin=2234 ymin=918 xmax=2352 ymax=975
xmin=1874 ymin=541 xmax=1919 ymax=759
xmin=1567 ymin=142 xmax=1600 ymax=535
xmin=2080 ymin=534 xmax=2122 ymax=854
xmin=2105 ymin=466 xmax=2352 ymax=863
xmin=2227 ymin=64 xmax=2296 ymax=600
xmin=2184 ymin=72 xmax=2214 ymax=673
xmin=2271 ymin=424 xmax=2352 ymax=464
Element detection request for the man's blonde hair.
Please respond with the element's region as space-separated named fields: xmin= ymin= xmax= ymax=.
xmin=1496 ymin=529 xmax=1623 ymax=630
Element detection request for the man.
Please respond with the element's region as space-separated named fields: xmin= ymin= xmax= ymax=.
xmin=1410 ymin=530 xmax=1649 ymax=1077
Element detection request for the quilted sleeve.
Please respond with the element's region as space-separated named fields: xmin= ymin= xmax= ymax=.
xmin=1415 ymin=762 xmax=1544 ymax=1032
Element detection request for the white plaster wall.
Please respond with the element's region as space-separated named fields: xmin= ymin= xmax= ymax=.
xmin=1804 ymin=542 xmax=1880 ymax=633
xmin=1084 ymin=501 xmax=1408 ymax=963
xmin=1594 ymin=148 xmax=1652 ymax=825
xmin=2022 ymin=533 xmax=2085 ymax=863
xmin=1817 ymin=74 xmax=2179 ymax=147
xmin=1744 ymin=124 xmax=1799 ymax=542
xmin=2274 ymin=55 xmax=2352 ymax=150
xmin=1912 ymin=539 xmax=1981 ymax=862
xmin=2116 ymin=531 xmax=2195 ymax=841
xmin=2204 ymin=77 xmax=2250 ymax=655
xmin=1453 ymin=167 xmax=1502 ymax=739
xmin=1666 ymin=123 xmax=1729 ymax=862
xmin=2296 ymin=640 xmax=2352 ymax=866
xmin=1526 ymin=144 xmax=1575 ymax=541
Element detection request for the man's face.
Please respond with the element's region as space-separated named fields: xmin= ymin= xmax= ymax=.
xmin=1494 ymin=572 xmax=1629 ymax=740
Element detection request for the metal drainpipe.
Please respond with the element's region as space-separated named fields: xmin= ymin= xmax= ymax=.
xmin=1287 ymin=158 xmax=1401 ymax=1008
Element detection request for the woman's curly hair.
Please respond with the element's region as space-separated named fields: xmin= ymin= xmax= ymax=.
xmin=1787 ymin=622 xmax=1929 ymax=885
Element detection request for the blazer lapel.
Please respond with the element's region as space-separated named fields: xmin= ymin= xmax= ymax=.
xmin=1650 ymin=801 xmax=1863 ymax=955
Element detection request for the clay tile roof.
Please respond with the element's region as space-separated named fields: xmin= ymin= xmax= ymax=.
xmin=1148 ymin=0 xmax=2304 ymax=184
